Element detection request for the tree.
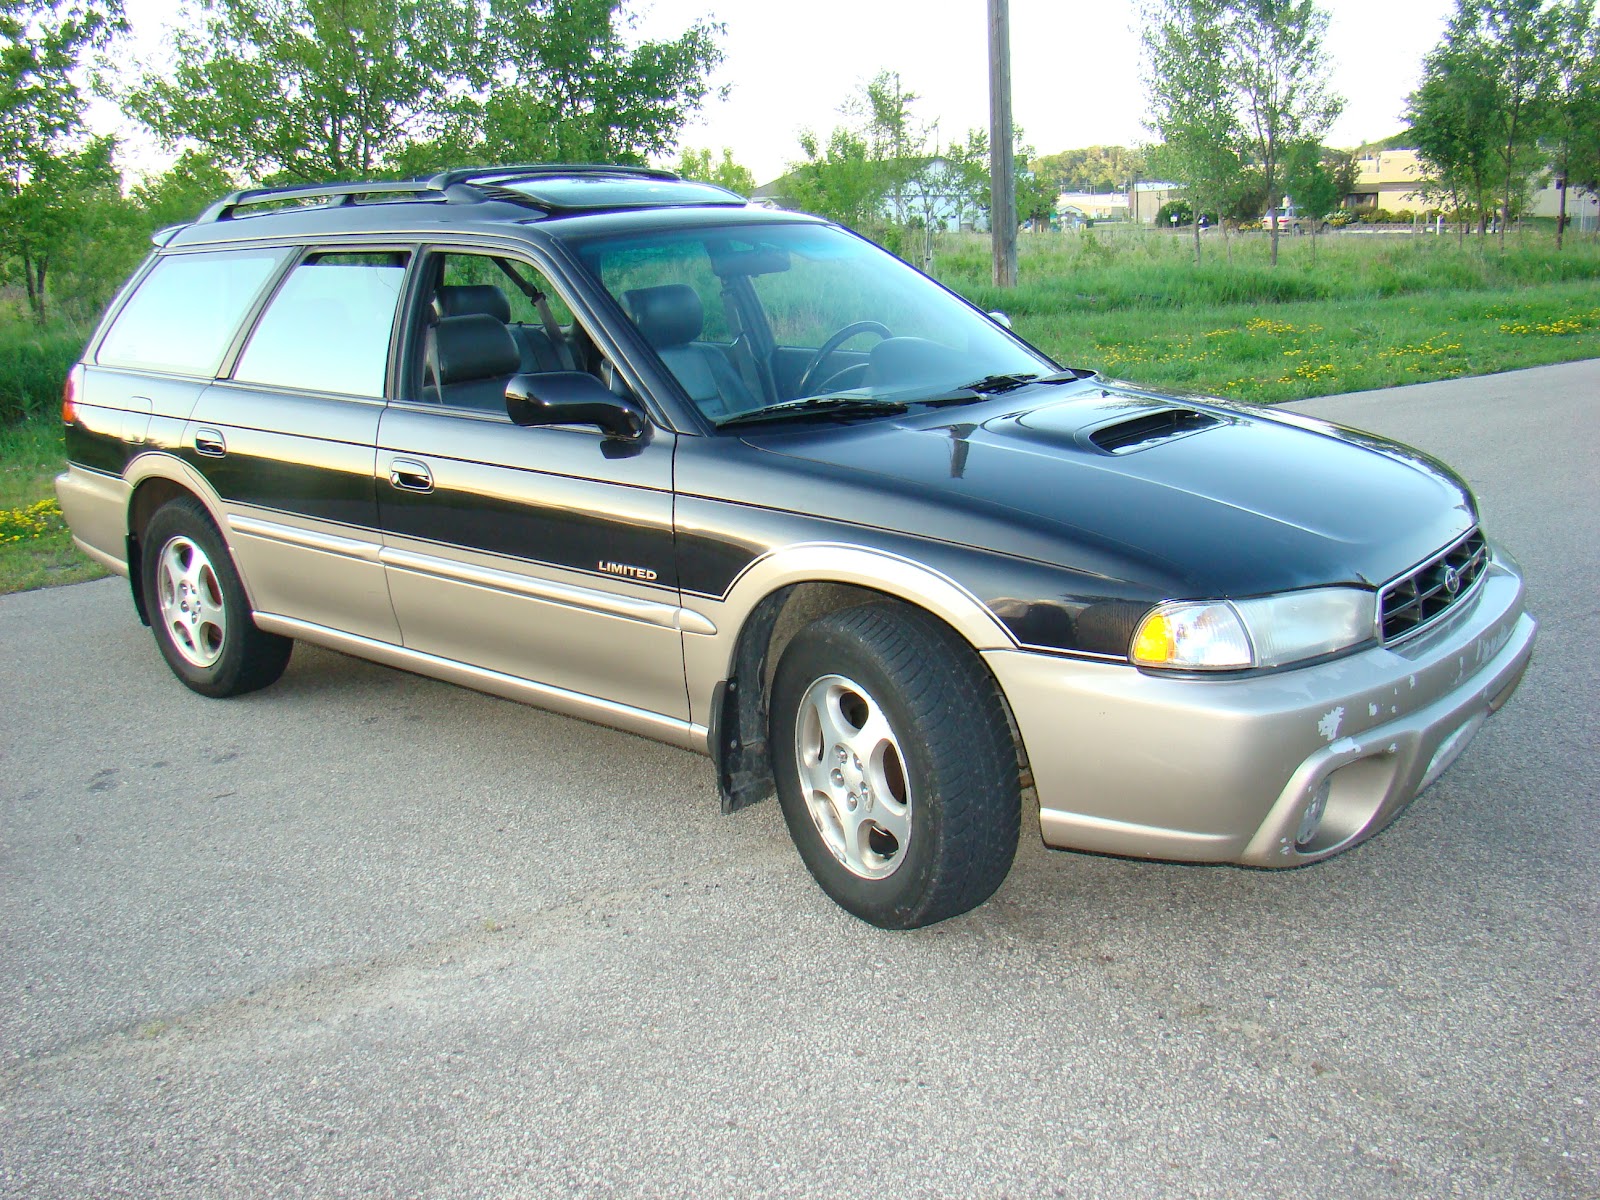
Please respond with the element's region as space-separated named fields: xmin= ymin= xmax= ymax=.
xmin=123 ymin=0 xmax=478 ymax=181
xmin=1015 ymin=151 xmax=1059 ymax=230
xmin=131 ymin=149 xmax=234 ymax=228
xmin=122 ymin=0 xmax=723 ymax=181
xmin=1545 ymin=0 xmax=1600 ymax=248
xmin=787 ymin=125 xmax=885 ymax=233
xmin=4 ymin=135 xmax=124 ymax=323
xmin=1283 ymin=140 xmax=1341 ymax=246
xmin=1 ymin=0 xmax=125 ymax=321
xmin=1030 ymin=145 xmax=1146 ymax=194
xmin=677 ymin=146 xmax=756 ymax=196
xmin=1408 ymin=25 xmax=1501 ymax=236
xmin=1409 ymin=0 xmax=1563 ymax=249
xmin=479 ymin=0 xmax=723 ymax=164
xmin=1225 ymin=0 xmax=1343 ymax=265
xmin=1142 ymin=0 xmax=1246 ymax=264
xmin=1481 ymin=0 xmax=1561 ymax=250
xmin=786 ymin=72 xmax=931 ymax=257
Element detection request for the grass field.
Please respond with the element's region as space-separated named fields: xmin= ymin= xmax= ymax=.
xmin=938 ymin=227 xmax=1600 ymax=403
xmin=2 ymin=225 xmax=1597 ymax=595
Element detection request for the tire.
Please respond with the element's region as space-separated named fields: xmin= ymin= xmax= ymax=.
xmin=140 ymin=496 xmax=292 ymax=698
xmin=770 ymin=602 xmax=1020 ymax=929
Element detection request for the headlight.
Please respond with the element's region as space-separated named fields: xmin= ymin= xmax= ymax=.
xmin=1130 ymin=588 xmax=1376 ymax=671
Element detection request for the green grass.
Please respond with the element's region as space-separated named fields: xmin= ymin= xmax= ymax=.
xmin=0 ymin=418 xmax=108 ymax=594
xmin=933 ymin=227 xmax=1600 ymax=401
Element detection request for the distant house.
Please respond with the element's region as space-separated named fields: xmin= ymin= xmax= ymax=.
xmin=1058 ymin=191 xmax=1127 ymax=222
xmin=1347 ymin=149 xmax=1427 ymax=214
xmin=1118 ymin=182 xmax=1183 ymax=225
xmin=1346 ymin=147 xmax=1600 ymax=226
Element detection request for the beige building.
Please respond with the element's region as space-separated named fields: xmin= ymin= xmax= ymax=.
xmin=1347 ymin=147 xmax=1600 ymax=227
xmin=1348 ymin=148 xmax=1427 ymax=214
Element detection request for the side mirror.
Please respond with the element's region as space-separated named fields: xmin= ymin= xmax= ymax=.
xmin=505 ymin=372 xmax=647 ymax=440
xmin=987 ymin=311 xmax=1013 ymax=329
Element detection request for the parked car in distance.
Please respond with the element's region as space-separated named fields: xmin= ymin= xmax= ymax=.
xmin=56 ymin=166 xmax=1537 ymax=927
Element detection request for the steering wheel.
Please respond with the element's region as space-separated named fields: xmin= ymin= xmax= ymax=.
xmin=796 ymin=321 xmax=892 ymax=396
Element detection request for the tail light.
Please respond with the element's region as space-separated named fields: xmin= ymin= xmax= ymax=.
xmin=62 ymin=363 xmax=84 ymax=425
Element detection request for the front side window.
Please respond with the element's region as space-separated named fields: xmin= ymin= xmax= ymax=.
xmin=234 ymin=251 xmax=409 ymax=397
xmin=408 ymin=250 xmax=621 ymax=415
xmin=97 ymin=249 xmax=286 ymax=377
xmin=572 ymin=223 xmax=1050 ymax=422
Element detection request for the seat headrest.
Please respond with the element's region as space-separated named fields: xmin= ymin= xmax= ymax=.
xmin=437 ymin=284 xmax=512 ymax=324
xmin=624 ymin=284 xmax=704 ymax=348
xmin=433 ymin=314 xmax=520 ymax=385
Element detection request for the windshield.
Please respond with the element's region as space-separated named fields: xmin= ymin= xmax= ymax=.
xmin=572 ymin=222 xmax=1054 ymax=424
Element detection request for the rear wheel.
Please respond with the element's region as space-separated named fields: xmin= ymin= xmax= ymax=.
xmin=770 ymin=602 xmax=1020 ymax=928
xmin=141 ymin=497 xmax=292 ymax=697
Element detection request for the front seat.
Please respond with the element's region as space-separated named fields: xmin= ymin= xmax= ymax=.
xmin=429 ymin=314 xmax=521 ymax=412
xmin=436 ymin=283 xmax=567 ymax=373
xmin=623 ymin=284 xmax=759 ymax=418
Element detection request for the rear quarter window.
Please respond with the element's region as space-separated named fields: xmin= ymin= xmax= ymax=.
xmin=96 ymin=249 xmax=287 ymax=377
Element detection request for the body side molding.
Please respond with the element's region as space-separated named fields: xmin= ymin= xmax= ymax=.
xmin=379 ymin=545 xmax=716 ymax=634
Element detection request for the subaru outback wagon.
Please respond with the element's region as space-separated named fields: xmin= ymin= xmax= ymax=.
xmin=56 ymin=165 xmax=1537 ymax=928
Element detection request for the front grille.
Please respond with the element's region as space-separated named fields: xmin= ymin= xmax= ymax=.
xmin=1379 ymin=530 xmax=1488 ymax=643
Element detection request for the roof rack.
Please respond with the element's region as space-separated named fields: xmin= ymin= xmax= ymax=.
xmin=194 ymin=164 xmax=703 ymax=224
xmin=429 ymin=164 xmax=679 ymax=189
xmin=196 ymin=178 xmax=458 ymax=224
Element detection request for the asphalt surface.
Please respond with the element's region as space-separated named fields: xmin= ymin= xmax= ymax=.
xmin=2 ymin=361 xmax=1596 ymax=1199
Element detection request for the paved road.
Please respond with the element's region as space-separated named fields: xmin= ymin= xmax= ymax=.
xmin=2 ymin=361 xmax=1596 ymax=1199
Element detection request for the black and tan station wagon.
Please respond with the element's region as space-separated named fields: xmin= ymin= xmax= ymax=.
xmin=56 ymin=165 xmax=1537 ymax=927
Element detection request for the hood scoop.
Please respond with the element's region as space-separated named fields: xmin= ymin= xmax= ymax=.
xmin=1087 ymin=406 xmax=1223 ymax=455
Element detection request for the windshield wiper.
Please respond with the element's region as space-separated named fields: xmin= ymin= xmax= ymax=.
xmin=958 ymin=372 xmax=1040 ymax=394
xmin=715 ymin=395 xmax=910 ymax=429
xmin=956 ymin=368 xmax=1096 ymax=395
xmin=915 ymin=368 xmax=1097 ymax=408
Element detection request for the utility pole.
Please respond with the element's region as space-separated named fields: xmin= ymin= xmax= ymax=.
xmin=988 ymin=0 xmax=1017 ymax=287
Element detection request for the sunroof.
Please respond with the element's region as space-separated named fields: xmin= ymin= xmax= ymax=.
xmin=497 ymin=176 xmax=748 ymax=211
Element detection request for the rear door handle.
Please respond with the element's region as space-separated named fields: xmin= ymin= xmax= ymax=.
xmin=388 ymin=459 xmax=433 ymax=493
xmin=194 ymin=427 xmax=226 ymax=457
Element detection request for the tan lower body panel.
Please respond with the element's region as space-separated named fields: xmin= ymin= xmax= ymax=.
xmin=55 ymin=466 xmax=130 ymax=570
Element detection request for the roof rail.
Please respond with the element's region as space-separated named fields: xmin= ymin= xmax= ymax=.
xmin=193 ymin=164 xmax=692 ymax=225
xmin=427 ymin=164 xmax=680 ymax=189
xmin=196 ymin=178 xmax=468 ymax=224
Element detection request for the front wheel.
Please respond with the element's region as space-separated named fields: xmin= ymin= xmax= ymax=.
xmin=770 ymin=603 xmax=1020 ymax=928
xmin=141 ymin=497 xmax=292 ymax=697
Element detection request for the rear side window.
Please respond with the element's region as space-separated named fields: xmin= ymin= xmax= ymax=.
xmin=234 ymin=252 xmax=410 ymax=397
xmin=96 ymin=249 xmax=285 ymax=377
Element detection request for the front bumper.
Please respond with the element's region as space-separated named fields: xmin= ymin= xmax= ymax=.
xmin=984 ymin=550 xmax=1536 ymax=866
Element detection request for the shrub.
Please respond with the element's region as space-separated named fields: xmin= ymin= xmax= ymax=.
xmin=0 ymin=323 xmax=85 ymax=426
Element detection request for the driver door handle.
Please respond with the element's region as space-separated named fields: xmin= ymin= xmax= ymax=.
xmin=388 ymin=458 xmax=433 ymax=494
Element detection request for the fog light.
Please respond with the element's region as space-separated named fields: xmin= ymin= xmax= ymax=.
xmin=1296 ymin=779 xmax=1332 ymax=848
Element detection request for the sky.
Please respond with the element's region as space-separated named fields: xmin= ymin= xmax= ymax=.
xmin=100 ymin=0 xmax=1459 ymax=185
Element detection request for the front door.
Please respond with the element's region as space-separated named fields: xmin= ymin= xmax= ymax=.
xmin=375 ymin=249 xmax=688 ymax=723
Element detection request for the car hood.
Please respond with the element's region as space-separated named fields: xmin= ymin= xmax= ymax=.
xmin=732 ymin=382 xmax=1477 ymax=597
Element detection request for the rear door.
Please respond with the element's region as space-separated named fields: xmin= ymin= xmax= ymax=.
xmin=183 ymin=247 xmax=412 ymax=643
xmin=375 ymin=247 xmax=688 ymax=723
